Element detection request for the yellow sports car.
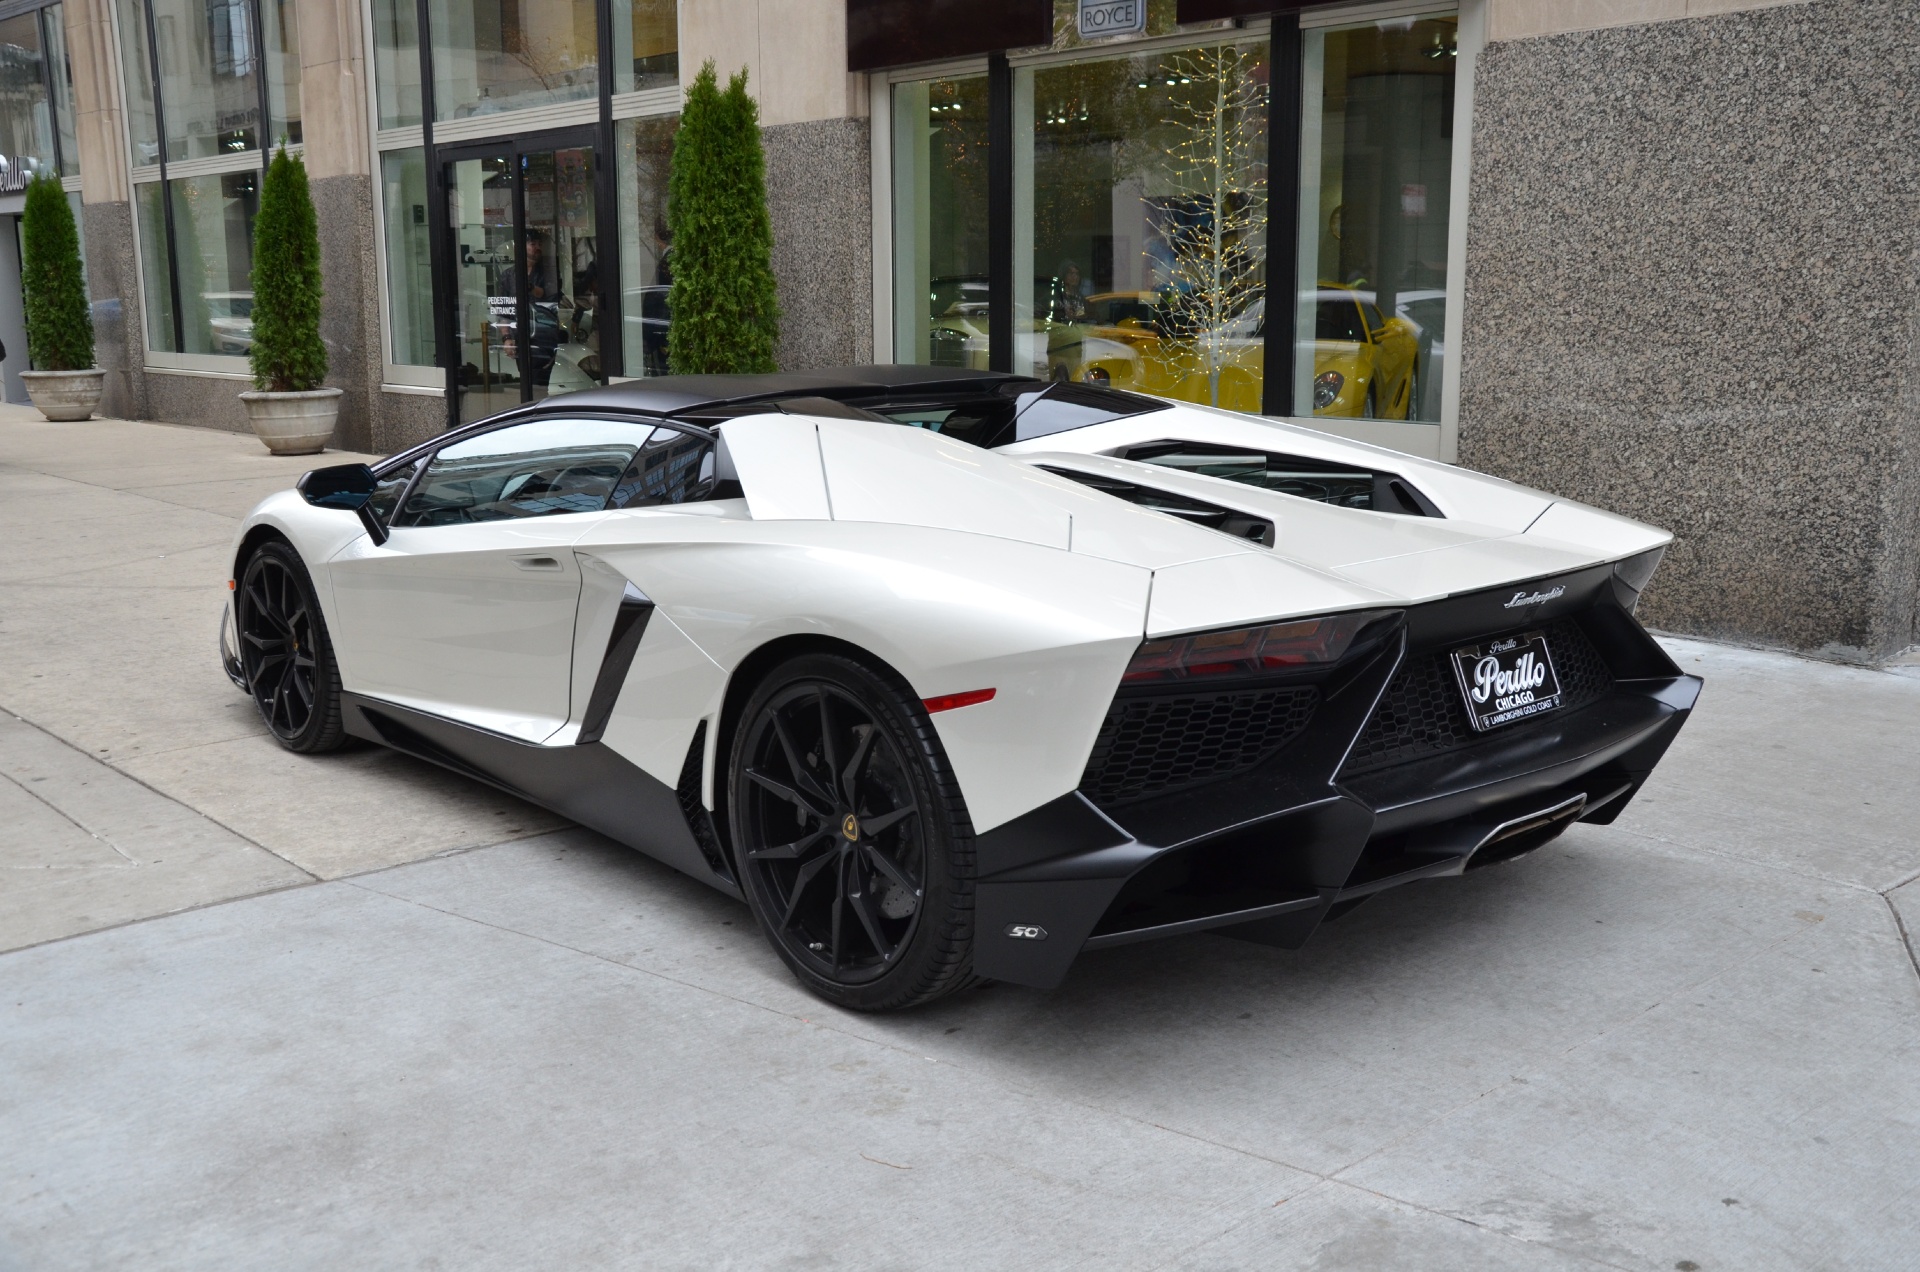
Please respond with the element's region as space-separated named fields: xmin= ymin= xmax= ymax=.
xmin=1047 ymin=288 xmax=1421 ymax=420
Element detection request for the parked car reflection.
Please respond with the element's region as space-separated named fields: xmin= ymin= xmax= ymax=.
xmin=1044 ymin=287 xmax=1422 ymax=420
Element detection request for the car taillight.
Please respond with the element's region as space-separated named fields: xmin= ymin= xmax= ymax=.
xmin=1121 ymin=611 xmax=1389 ymax=683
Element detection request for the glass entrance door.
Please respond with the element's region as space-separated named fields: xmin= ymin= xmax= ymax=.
xmin=444 ymin=134 xmax=602 ymax=427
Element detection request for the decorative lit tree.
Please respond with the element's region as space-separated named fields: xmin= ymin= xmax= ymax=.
xmin=1154 ymin=44 xmax=1267 ymax=407
xmin=667 ymin=60 xmax=779 ymax=374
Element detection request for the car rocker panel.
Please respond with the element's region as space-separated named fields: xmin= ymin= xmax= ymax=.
xmin=222 ymin=367 xmax=1701 ymax=1010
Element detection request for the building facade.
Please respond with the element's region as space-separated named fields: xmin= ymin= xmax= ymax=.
xmin=0 ymin=0 xmax=1912 ymax=658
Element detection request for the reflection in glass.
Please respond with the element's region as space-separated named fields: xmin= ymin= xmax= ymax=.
xmin=448 ymin=153 xmax=518 ymax=423
xmin=147 ymin=0 xmax=265 ymax=159
xmin=1294 ymin=14 xmax=1455 ymax=423
xmin=261 ymin=0 xmax=301 ymax=145
xmin=381 ymin=148 xmax=434 ymax=365
xmin=1017 ymin=38 xmax=1269 ymax=410
xmin=612 ymin=0 xmax=677 ymax=93
xmin=430 ymin=0 xmax=599 ymax=121
xmin=0 ymin=13 xmax=55 ymax=174
xmin=519 ymin=145 xmax=600 ymax=405
xmin=617 ymin=115 xmax=676 ymax=376
xmin=370 ymin=0 xmax=422 ymax=129
xmin=135 ymin=182 xmax=175 ymax=350
xmin=891 ymin=75 xmax=988 ymax=369
xmin=46 ymin=5 xmax=78 ymax=176
xmin=115 ymin=0 xmax=159 ymax=165
xmin=171 ymin=169 xmax=260 ymax=355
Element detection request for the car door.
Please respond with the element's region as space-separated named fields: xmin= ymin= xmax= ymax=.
xmin=326 ymin=416 xmax=661 ymax=742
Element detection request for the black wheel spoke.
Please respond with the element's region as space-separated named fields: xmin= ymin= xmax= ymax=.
xmin=780 ymin=851 xmax=835 ymax=927
xmin=828 ymin=852 xmax=847 ymax=969
xmin=858 ymin=804 xmax=918 ymax=837
xmin=815 ymin=690 xmax=841 ymax=784
xmin=840 ymin=725 xmax=876 ymax=807
xmin=745 ymin=767 xmax=828 ymax=819
xmin=749 ymin=827 xmax=831 ymax=862
xmin=770 ymin=712 xmax=835 ymax=807
xmin=860 ymin=841 xmax=918 ymax=896
xmin=847 ymin=887 xmax=894 ymax=962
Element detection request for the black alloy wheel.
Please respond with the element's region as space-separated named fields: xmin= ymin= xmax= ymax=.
xmin=730 ymin=653 xmax=976 ymax=1011
xmin=237 ymin=541 xmax=347 ymax=753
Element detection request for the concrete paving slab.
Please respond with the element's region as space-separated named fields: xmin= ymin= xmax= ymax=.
xmin=0 ymin=710 xmax=309 ymax=951
xmin=1336 ymin=886 xmax=1920 ymax=1271
xmin=0 ymin=880 xmax=1312 ymax=1271
xmin=116 ymin=736 xmax=570 ymax=879
xmin=1168 ymin=1181 xmax=1618 ymax=1271
xmin=1626 ymin=638 xmax=1920 ymax=892
xmin=360 ymin=824 xmax=1860 ymax=1177
xmin=1 ymin=413 xmax=547 ymax=883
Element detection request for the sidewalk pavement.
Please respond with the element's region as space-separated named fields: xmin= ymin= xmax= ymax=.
xmin=3 ymin=407 xmax=1917 ymax=1269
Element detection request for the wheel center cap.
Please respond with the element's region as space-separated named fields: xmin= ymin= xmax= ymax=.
xmin=841 ymin=814 xmax=860 ymax=842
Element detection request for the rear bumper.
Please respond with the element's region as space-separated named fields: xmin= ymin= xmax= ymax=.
xmin=971 ymin=583 xmax=1701 ymax=989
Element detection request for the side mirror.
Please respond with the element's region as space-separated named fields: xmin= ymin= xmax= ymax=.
xmin=296 ymin=463 xmax=389 ymax=545
xmin=297 ymin=463 xmax=377 ymax=510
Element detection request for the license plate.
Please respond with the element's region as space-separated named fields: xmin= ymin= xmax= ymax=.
xmin=1450 ymin=630 xmax=1563 ymax=732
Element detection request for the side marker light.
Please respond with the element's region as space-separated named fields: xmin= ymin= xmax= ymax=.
xmin=922 ymin=688 xmax=996 ymax=713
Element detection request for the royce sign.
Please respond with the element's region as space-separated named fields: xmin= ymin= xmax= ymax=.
xmin=1078 ymin=0 xmax=1145 ymax=38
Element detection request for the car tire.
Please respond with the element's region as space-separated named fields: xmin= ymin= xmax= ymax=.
xmin=729 ymin=652 xmax=977 ymax=1012
xmin=1403 ymin=367 xmax=1420 ymax=421
xmin=236 ymin=541 xmax=348 ymax=754
xmin=1363 ymin=382 xmax=1378 ymax=419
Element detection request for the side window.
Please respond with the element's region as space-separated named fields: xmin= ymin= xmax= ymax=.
xmin=366 ymin=460 xmax=420 ymax=523
xmin=392 ymin=419 xmax=659 ymax=528
xmin=608 ymin=427 xmax=724 ymax=508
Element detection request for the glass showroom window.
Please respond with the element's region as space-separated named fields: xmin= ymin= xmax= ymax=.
xmin=0 ymin=8 xmax=58 ymax=175
xmin=382 ymin=148 xmax=433 ymax=366
xmin=890 ymin=74 xmax=989 ymax=370
xmin=616 ymin=115 xmax=676 ymax=377
xmin=1294 ymin=13 xmax=1456 ymax=424
xmin=613 ymin=0 xmax=676 ymax=93
xmin=170 ymin=169 xmax=259 ymax=355
xmin=117 ymin=0 xmax=300 ymax=357
xmin=370 ymin=0 xmax=421 ymax=128
xmin=1017 ymin=36 xmax=1270 ymax=410
xmin=429 ymin=0 xmax=600 ymax=120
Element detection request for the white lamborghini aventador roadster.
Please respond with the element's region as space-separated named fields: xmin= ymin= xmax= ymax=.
xmin=219 ymin=368 xmax=1700 ymax=1010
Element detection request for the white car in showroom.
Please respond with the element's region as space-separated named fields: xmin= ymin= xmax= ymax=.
xmin=220 ymin=368 xmax=1700 ymax=1010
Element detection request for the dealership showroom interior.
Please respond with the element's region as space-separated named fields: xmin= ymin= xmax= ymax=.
xmin=0 ymin=0 xmax=1916 ymax=1266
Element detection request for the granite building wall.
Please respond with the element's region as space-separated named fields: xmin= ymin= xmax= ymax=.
xmin=1458 ymin=0 xmax=1920 ymax=658
xmin=764 ymin=117 xmax=874 ymax=372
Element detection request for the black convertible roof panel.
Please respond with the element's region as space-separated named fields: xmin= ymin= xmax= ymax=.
xmin=533 ymin=366 xmax=1027 ymax=416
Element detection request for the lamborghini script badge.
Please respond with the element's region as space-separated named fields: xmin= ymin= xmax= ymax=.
xmin=1503 ymin=585 xmax=1566 ymax=609
xmin=842 ymin=814 xmax=860 ymax=841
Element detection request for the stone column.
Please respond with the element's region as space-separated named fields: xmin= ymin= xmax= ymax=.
xmin=62 ymin=0 xmax=144 ymax=420
xmin=1458 ymin=0 xmax=1920 ymax=657
xmin=295 ymin=0 xmax=381 ymax=452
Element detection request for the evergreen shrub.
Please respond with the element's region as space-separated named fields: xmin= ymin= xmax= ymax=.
xmin=667 ymin=61 xmax=779 ymax=374
xmin=21 ymin=173 xmax=93 ymax=371
xmin=249 ymin=146 xmax=327 ymax=392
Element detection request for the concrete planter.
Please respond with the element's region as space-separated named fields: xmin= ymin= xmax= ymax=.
xmin=239 ymin=387 xmax=341 ymax=456
xmin=20 ymin=368 xmax=105 ymax=422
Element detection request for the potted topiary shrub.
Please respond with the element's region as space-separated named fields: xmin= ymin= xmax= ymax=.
xmin=19 ymin=171 xmax=103 ymax=421
xmin=667 ymin=61 xmax=779 ymax=374
xmin=239 ymin=145 xmax=338 ymax=455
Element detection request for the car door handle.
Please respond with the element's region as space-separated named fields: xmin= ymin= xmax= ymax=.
xmin=511 ymin=555 xmax=563 ymax=571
